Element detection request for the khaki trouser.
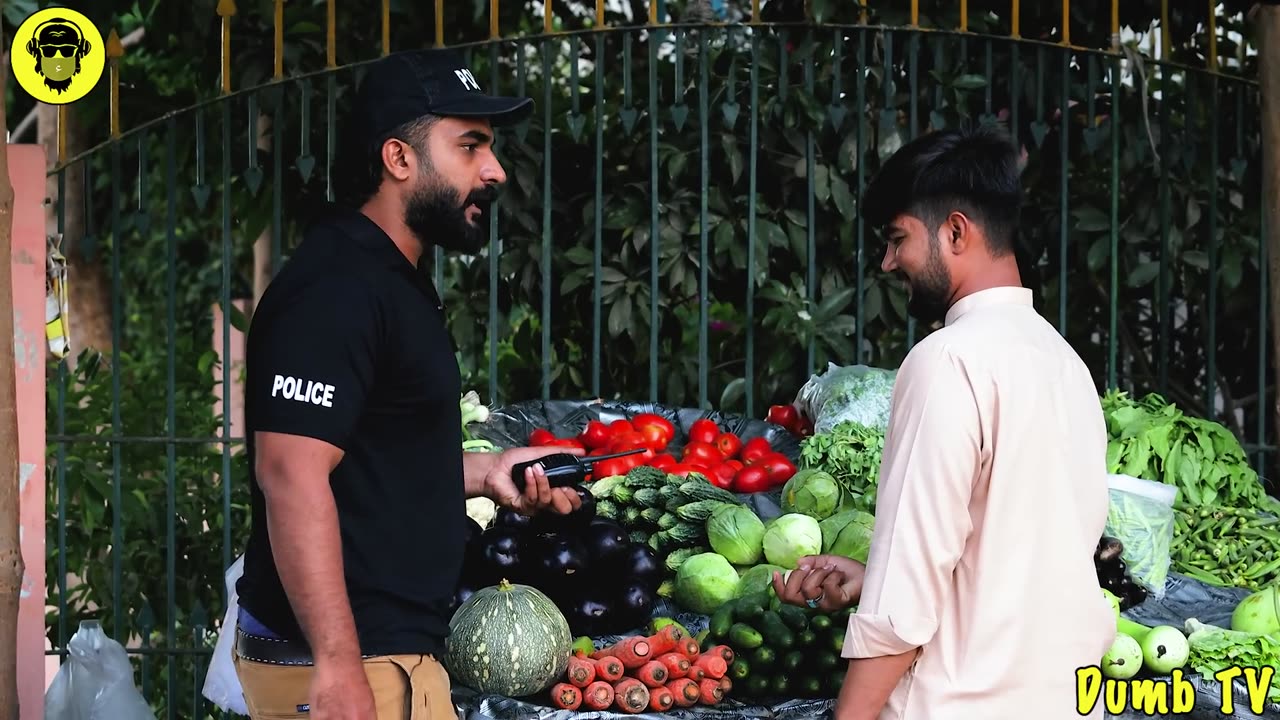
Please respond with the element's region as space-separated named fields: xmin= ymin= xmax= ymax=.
xmin=233 ymin=644 xmax=459 ymax=720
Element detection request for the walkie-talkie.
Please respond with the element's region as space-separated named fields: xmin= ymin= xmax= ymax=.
xmin=510 ymin=448 xmax=647 ymax=492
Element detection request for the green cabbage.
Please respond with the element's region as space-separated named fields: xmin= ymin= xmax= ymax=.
xmin=673 ymin=553 xmax=741 ymax=614
xmin=736 ymin=564 xmax=786 ymax=597
xmin=761 ymin=513 xmax=823 ymax=569
xmin=780 ymin=469 xmax=844 ymax=520
xmin=820 ymin=510 xmax=876 ymax=563
xmin=706 ymin=504 xmax=766 ymax=565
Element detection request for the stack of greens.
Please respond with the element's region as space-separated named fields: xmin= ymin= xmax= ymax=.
xmin=1100 ymin=390 xmax=1278 ymax=513
xmin=796 ymin=421 xmax=885 ymax=514
xmin=1184 ymin=618 xmax=1280 ymax=704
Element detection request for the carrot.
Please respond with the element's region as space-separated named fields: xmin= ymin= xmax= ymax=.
xmin=646 ymin=624 xmax=685 ymax=656
xmin=592 ymin=655 xmax=624 ymax=682
xmin=693 ymin=653 xmax=727 ymax=679
xmin=707 ymin=644 xmax=735 ymax=665
xmin=667 ymin=678 xmax=700 ymax=707
xmin=613 ymin=677 xmax=651 ymax=714
xmin=678 ymin=636 xmax=701 ymax=658
xmin=656 ymin=651 xmax=690 ymax=679
xmin=634 ymin=660 xmax=668 ymax=688
xmin=566 ymin=654 xmax=596 ymax=688
xmin=686 ymin=663 xmax=706 ymax=682
xmin=550 ymin=682 xmax=582 ymax=710
xmin=594 ymin=636 xmax=652 ymax=670
xmin=698 ymin=677 xmax=724 ymax=705
xmin=647 ymin=685 xmax=675 ymax=712
xmin=717 ymin=675 xmax=732 ymax=695
xmin=582 ymin=680 xmax=615 ymax=711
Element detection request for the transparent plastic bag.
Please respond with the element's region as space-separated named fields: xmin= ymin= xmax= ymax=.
xmin=44 ymin=620 xmax=155 ymax=720
xmin=202 ymin=555 xmax=249 ymax=716
xmin=793 ymin=363 xmax=898 ymax=435
xmin=1105 ymin=473 xmax=1178 ymax=600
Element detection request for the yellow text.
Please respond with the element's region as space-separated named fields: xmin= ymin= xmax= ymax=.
xmin=1213 ymin=665 xmax=1276 ymax=715
xmin=1076 ymin=667 xmax=1196 ymax=715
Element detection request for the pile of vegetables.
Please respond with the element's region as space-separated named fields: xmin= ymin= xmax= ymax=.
xmin=546 ymin=624 xmax=733 ymax=712
xmin=1098 ymin=605 xmax=1190 ymax=680
xmin=796 ymin=421 xmax=885 ymax=514
xmin=707 ymin=590 xmax=851 ymax=700
xmin=455 ymin=500 xmax=666 ymax=637
xmin=527 ymin=415 xmax=799 ymax=492
xmin=1184 ymin=618 xmax=1280 ymax=704
xmin=1093 ymin=537 xmax=1148 ymax=610
xmin=1101 ymin=390 xmax=1279 ymax=513
xmin=1171 ymin=504 xmax=1280 ymax=591
xmin=590 ymin=466 xmax=745 ymax=590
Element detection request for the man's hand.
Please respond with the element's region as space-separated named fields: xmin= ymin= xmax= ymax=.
xmin=772 ymin=555 xmax=866 ymax=612
xmin=484 ymin=446 xmax=585 ymax=516
xmin=309 ymin=659 xmax=377 ymax=719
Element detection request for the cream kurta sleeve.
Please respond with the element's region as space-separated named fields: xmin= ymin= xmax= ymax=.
xmin=843 ymin=341 xmax=982 ymax=659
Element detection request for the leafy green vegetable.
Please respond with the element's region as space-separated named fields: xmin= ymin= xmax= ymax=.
xmin=820 ymin=510 xmax=876 ymax=563
xmin=705 ymin=504 xmax=766 ymax=565
xmin=780 ymin=469 xmax=843 ymax=520
xmin=1184 ymin=618 xmax=1280 ymax=704
xmin=797 ymin=421 xmax=885 ymax=513
xmin=1101 ymin=390 xmax=1279 ymax=513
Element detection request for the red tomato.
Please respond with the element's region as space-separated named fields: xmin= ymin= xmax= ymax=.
xmin=740 ymin=437 xmax=772 ymax=464
xmin=766 ymin=404 xmax=800 ymax=431
xmin=666 ymin=463 xmax=699 ymax=478
xmin=578 ymin=420 xmax=612 ymax=449
xmin=761 ymin=453 xmax=797 ymax=483
xmin=610 ymin=431 xmax=647 ymax=453
xmin=715 ymin=432 xmax=743 ymax=459
xmin=637 ymin=424 xmax=669 ymax=450
xmin=632 ymin=413 xmax=676 ymax=446
xmin=724 ymin=459 xmax=744 ymax=473
xmin=649 ymin=454 xmax=677 ymax=471
xmin=590 ymin=458 xmax=627 ymax=479
xmin=528 ymin=428 xmax=555 ymax=446
xmin=682 ymin=441 xmax=722 ymax=467
xmin=710 ymin=464 xmax=737 ymax=490
xmin=732 ymin=465 xmax=773 ymax=494
xmin=688 ymin=418 xmax=720 ymax=445
xmin=609 ymin=419 xmax=636 ymax=435
xmin=547 ymin=437 xmax=585 ymax=450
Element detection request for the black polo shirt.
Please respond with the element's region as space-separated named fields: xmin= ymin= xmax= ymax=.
xmin=235 ymin=202 xmax=466 ymax=658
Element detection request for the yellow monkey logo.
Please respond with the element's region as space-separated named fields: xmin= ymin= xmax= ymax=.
xmin=11 ymin=9 xmax=105 ymax=105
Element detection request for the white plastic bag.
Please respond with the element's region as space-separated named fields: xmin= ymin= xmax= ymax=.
xmin=1105 ymin=473 xmax=1178 ymax=599
xmin=44 ymin=620 xmax=155 ymax=720
xmin=793 ymin=363 xmax=898 ymax=435
xmin=202 ymin=554 xmax=248 ymax=716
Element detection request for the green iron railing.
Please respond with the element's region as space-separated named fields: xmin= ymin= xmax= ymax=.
xmin=40 ymin=1 xmax=1264 ymax=716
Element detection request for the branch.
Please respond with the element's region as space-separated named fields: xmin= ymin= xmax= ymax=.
xmin=10 ymin=26 xmax=146 ymax=143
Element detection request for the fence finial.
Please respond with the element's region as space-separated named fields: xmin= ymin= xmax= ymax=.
xmin=217 ymin=0 xmax=237 ymax=94
xmin=435 ymin=0 xmax=445 ymax=47
xmin=595 ymin=0 xmax=605 ymax=29
xmin=545 ymin=0 xmax=554 ymax=33
xmin=1060 ymin=0 xmax=1070 ymax=46
xmin=273 ymin=0 xmax=285 ymax=79
xmin=327 ymin=0 xmax=337 ymax=67
xmin=1207 ymin=0 xmax=1217 ymax=70
xmin=383 ymin=0 xmax=392 ymax=55
xmin=492 ymin=0 xmax=501 ymax=39
xmin=1011 ymin=0 xmax=1020 ymax=38
xmin=107 ymin=28 xmax=124 ymax=138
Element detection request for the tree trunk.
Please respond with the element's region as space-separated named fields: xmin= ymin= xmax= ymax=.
xmin=1260 ymin=3 xmax=1280 ymax=484
xmin=40 ymin=105 xmax=110 ymax=365
xmin=0 ymin=33 xmax=25 ymax=720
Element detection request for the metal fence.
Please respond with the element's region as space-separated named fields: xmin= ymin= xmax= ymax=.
xmin=41 ymin=1 xmax=1264 ymax=716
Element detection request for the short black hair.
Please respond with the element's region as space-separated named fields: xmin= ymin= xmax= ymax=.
xmin=333 ymin=114 xmax=439 ymax=208
xmin=862 ymin=124 xmax=1021 ymax=256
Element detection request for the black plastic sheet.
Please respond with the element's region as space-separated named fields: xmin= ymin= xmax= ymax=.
xmin=471 ymin=399 xmax=803 ymax=518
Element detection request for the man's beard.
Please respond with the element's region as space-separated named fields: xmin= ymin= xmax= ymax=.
xmin=905 ymin=239 xmax=953 ymax=325
xmin=404 ymin=172 xmax=495 ymax=255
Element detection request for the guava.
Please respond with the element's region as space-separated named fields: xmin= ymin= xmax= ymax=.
xmin=1139 ymin=625 xmax=1190 ymax=675
xmin=1101 ymin=589 xmax=1121 ymax=621
xmin=1101 ymin=634 xmax=1143 ymax=680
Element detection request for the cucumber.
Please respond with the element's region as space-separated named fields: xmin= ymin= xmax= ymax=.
xmin=809 ymin=614 xmax=833 ymax=632
xmin=623 ymin=506 xmax=644 ymax=527
xmin=814 ymin=651 xmax=838 ymax=670
xmin=758 ymin=611 xmax=796 ymax=650
xmin=796 ymin=629 xmax=817 ymax=648
xmin=664 ymin=522 xmax=704 ymax=546
xmin=800 ymin=676 xmax=823 ymax=697
xmin=744 ymin=675 xmax=770 ymax=697
xmin=728 ymin=622 xmax=764 ymax=649
xmin=781 ymin=650 xmax=805 ymax=673
xmin=777 ymin=604 xmax=809 ymax=631
xmin=770 ymin=675 xmax=791 ymax=696
xmin=829 ymin=627 xmax=846 ymax=653
xmin=708 ymin=603 xmax=736 ymax=639
xmin=596 ymin=499 xmax=618 ymax=519
xmin=734 ymin=592 xmax=769 ymax=621
xmin=750 ymin=646 xmax=776 ymax=670
xmin=729 ymin=658 xmax=751 ymax=681
xmin=611 ymin=485 xmax=634 ymax=504
xmin=829 ymin=670 xmax=846 ymax=691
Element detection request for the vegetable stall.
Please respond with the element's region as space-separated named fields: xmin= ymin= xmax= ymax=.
xmin=446 ymin=369 xmax=1280 ymax=720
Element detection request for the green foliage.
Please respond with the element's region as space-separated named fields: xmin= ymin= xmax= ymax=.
xmin=24 ymin=1 xmax=1267 ymax=716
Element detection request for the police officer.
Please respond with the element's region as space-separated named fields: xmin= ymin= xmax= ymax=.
xmin=232 ymin=49 xmax=581 ymax=719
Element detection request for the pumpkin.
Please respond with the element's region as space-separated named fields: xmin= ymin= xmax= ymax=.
xmin=444 ymin=578 xmax=573 ymax=698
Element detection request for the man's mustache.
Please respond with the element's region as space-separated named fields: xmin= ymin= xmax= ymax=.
xmin=463 ymin=185 xmax=498 ymax=210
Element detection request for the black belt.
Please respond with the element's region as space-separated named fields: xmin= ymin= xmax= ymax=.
xmin=235 ymin=629 xmax=317 ymax=666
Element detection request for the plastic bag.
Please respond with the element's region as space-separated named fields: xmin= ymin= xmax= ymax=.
xmin=792 ymin=363 xmax=897 ymax=435
xmin=1105 ymin=473 xmax=1178 ymax=599
xmin=202 ymin=555 xmax=249 ymax=716
xmin=44 ymin=620 xmax=155 ymax=720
